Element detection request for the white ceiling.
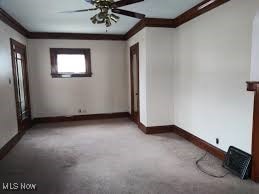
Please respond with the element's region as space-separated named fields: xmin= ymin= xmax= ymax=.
xmin=0 ymin=0 xmax=203 ymax=34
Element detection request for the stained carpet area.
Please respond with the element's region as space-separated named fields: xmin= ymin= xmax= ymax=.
xmin=0 ymin=118 xmax=259 ymax=194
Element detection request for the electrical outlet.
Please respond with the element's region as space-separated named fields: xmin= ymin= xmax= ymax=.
xmin=216 ymin=138 xmax=219 ymax=145
xmin=82 ymin=109 xmax=87 ymax=113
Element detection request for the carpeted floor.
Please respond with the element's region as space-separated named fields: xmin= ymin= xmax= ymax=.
xmin=0 ymin=118 xmax=259 ymax=194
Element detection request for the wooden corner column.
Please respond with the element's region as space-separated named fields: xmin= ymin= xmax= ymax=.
xmin=247 ymin=81 xmax=259 ymax=182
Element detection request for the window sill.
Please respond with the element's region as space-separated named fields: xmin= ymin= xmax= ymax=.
xmin=51 ymin=73 xmax=92 ymax=78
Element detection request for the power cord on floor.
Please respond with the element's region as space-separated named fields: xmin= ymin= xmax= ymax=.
xmin=196 ymin=152 xmax=230 ymax=178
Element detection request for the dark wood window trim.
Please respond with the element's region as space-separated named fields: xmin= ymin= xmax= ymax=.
xmin=50 ymin=48 xmax=92 ymax=78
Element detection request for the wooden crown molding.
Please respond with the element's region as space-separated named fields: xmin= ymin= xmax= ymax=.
xmin=0 ymin=8 xmax=29 ymax=37
xmin=1 ymin=0 xmax=230 ymax=40
xmin=144 ymin=18 xmax=177 ymax=28
xmin=175 ymin=0 xmax=231 ymax=27
xmin=0 ymin=8 xmax=125 ymax=40
xmin=124 ymin=18 xmax=177 ymax=40
xmin=27 ymin=32 xmax=126 ymax=41
xmin=125 ymin=0 xmax=231 ymax=39
xmin=124 ymin=19 xmax=146 ymax=40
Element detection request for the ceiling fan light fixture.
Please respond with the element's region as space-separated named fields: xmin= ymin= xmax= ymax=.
xmin=105 ymin=18 xmax=112 ymax=27
xmin=97 ymin=19 xmax=105 ymax=24
xmin=90 ymin=15 xmax=98 ymax=24
xmin=110 ymin=17 xmax=117 ymax=23
xmin=91 ymin=12 xmax=106 ymax=24
xmin=110 ymin=13 xmax=120 ymax=22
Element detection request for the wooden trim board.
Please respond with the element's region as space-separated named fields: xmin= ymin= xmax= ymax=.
xmin=130 ymin=43 xmax=140 ymax=125
xmin=171 ymin=125 xmax=226 ymax=160
xmin=138 ymin=123 xmax=174 ymax=134
xmin=33 ymin=112 xmax=130 ymax=124
xmin=27 ymin=32 xmax=126 ymax=41
xmin=0 ymin=8 xmax=29 ymax=37
xmin=124 ymin=18 xmax=177 ymax=40
xmin=138 ymin=123 xmax=225 ymax=160
xmin=10 ymin=38 xmax=32 ymax=131
xmin=125 ymin=0 xmax=230 ymax=39
xmin=246 ymin=81 xmax=259 ymax=183
xmin=174 ymin=0 xmax=230 ymax=27
xmin=0 ymin=131 xmax=26 ymax=160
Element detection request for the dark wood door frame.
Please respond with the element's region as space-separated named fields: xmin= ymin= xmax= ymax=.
xmin=130 ymin=43 xmax=140 ymax=124
xmin=10 ymin=38 xmax=32 ymax=131
xmin=247 ymin=81 xmax=259 ymax=182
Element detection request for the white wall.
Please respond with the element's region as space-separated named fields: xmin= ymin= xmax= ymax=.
xmin=126 ymin=28 xmax=175 ymax=127
xmin=145 ymin=28 xmax=175 ymax=127
xmin=127 ymin=29 xmax=148 ymax=126
xmin=0 ymin=21 xmax=27 ymax=148
xmin=173 ymin=0 xmax=259 ymax=153
xmin=251 ymin=11 xmax=259 ymax=80
xmin=27 ymin=39 xmax=128 ymax=118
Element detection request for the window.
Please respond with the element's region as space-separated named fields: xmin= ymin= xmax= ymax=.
xmin=50 ymin=48 xmax=92 ymax=78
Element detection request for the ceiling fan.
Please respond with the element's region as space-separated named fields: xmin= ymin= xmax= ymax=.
xmin=62 ymin=0 xmax=145 ymax=27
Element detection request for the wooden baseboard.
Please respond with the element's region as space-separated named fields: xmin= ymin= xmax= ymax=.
xmin=138 ymin=123 xmax=225 ymax=160
xmin=172 ymin=125 xmax=226 ymax=160
xmin=138 ymin=123 xmax=174 ymax=134
xmin=1 ymin=117 xmax=225 ymax=163
xmin=0 ymin=131 xmax=26 ymax=160
xmin=138 ymin=122 xmax=147 ymax=133
xmin=33 ymin=112 xmax=130 ymax=124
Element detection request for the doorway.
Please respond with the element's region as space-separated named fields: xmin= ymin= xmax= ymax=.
xmin=10 ymin=39 xmax=32 ymax=131
xmin=130 ymin=43 xmax=140 ymax=124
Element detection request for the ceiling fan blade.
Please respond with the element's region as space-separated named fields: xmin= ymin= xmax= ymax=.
xmin=60 ymin=8 xmax=98 ymax=13
xmin=112 ymin=9 xmax=145 ymax=19
xmin=84 ymin=0 xmax=95 ymax=4
xmin=112 ymin=0 xmax=144 ymax=8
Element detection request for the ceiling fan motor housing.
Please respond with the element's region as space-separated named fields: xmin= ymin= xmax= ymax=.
xmin=94 ymin=0 xmax=115 ymax=8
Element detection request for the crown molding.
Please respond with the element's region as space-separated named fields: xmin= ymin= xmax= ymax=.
xmin=0 ymin=8 xmax=125 ymax=40
xmin=174 ymin=0 xmax=231 ymax=27
xmin=124 ymin=18 xmax=177 ymax=40
xmin=124 ymin=19 xmax=146 ymax=40
xmin=125 ymin=0 xmax=231 ymax=39
xmin=144 ymin=18 xmax=177 ymax=28
xmin=0 ymin=8 xmax=29 ymax=37
xmin=27 ymin=32 xmax=126 ymax=41
xmin=0 ymin=0 xmax=231 ymax=40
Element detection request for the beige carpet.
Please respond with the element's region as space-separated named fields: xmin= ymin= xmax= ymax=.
xmin=0 ymin=118 xmax=259 ymax=194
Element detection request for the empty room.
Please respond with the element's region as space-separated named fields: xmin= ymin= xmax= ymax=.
xmin=1 ymin=0 xmax=259 ymax=193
